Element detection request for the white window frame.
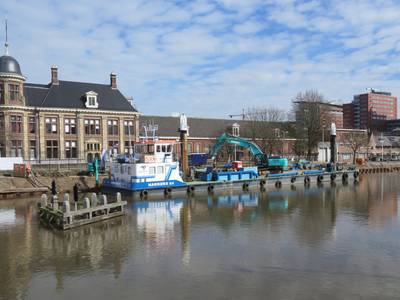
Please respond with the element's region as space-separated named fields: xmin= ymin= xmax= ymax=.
xmin=85 ymin=91 xmax=99 ymax=108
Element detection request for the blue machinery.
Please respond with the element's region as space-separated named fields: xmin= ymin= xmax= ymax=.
xmin=209 ymin=133 xmax=288 ymax=169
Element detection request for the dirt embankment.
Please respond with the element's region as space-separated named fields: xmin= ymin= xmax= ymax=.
xmin=0 ymin=170 xmax=109 ymax=194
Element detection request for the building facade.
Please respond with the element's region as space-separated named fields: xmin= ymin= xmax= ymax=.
xmin=343 ymin=89 xmax=397 ymax=131
xmin=0 ymin=44 xmax=140 ymax=163
xmin=139 ymin=115 xmax=295 ymax=163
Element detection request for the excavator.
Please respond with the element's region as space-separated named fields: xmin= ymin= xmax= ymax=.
xmin=210 ymin=133 xmax=288 ymax=173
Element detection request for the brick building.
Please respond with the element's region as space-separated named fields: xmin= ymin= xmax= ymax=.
xmin=343 ymin=89 xmax=397 ymax=131
xmin=318 ymin=129 xmax=376 ymax=162
xmin=0 ymin=43 xmax=140 ymax=163
xmin=139 ymin=115 xmax=295 ymax=162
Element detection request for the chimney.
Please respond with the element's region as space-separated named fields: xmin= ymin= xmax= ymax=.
xmin=51 ymin=65 xmax=59 ymax=85
xmin=110 ymin=71 xmax=117 ymax=89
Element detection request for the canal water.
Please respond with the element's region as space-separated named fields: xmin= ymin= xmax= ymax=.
xmin=1 ymin=173 xmax=400 ymax=299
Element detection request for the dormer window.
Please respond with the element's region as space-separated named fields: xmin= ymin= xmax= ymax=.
xmin=85 ymin=91 xmax=98 ymax=108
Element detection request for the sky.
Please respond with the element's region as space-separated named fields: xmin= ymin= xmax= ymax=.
xmin=2 ymin=0 xmax=400 ymax=119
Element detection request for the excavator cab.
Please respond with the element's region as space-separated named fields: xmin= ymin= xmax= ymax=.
xmin=254 ymin=153 xmax=269 ymax=167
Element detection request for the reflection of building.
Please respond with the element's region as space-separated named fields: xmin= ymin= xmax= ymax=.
xmin=0 ymin=42 xmax=140 ymax=162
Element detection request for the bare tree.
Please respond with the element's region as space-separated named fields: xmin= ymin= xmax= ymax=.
xmin=340 ymin=131 xmax=371 ymax=163
xmin=244 ymin=106 xmax=286 ymax=156
xmin=290 ymin=89 xmax=328 ymax=157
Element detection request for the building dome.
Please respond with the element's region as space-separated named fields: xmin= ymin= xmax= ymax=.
xmin=0 ymin=53 xmax=23 ymax=76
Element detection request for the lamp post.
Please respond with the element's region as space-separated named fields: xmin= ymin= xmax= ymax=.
xmin=380 ymin=133 xmax=384 ymax=161
xmin=281 ymin=131 xmax=288 ymax=158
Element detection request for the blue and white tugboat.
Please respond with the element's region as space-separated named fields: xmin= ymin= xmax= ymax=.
xmin=101 ymin=139 xmax=187 ymax=197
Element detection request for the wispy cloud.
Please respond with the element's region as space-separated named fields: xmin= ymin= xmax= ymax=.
xmin=1 ymin=0 xmax=400 ymax=118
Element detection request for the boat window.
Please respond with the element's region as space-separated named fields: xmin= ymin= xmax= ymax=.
xmin=149 ymin=166 xmax=156 ymax=174
xmin=157 ymin=166 xmax=164 ymax=174
xmin=128 ymin=167 xmax=131 ymax=175
xmin=120 ymin=165 xmax=124 ymax=174
xmin=157 ymin=145 xmax=161 ymax=152
xmin=135 ymin=145 xmax=141 ymax=154
xmin=148 ymin=145 xmax=154 ymax=154
xmin=167 ymin=145 xmax=172 ymax=152
xmin=162 ymin=145 xmax=166 ymax=152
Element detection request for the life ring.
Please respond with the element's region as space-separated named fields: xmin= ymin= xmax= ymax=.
xmin=164 ymin=187 xmax=172 ymax=195
xmin=304 ymin=176 xmax=310 ymax=184
xmin=353 ymin=171 xmax=359 ymax=179
xmin=141 ymin=189 xmax=149 ymax=197
xmin=275 ymin=180 xmax=282 ymax=188
xmin=260 ymin=180 xmax=266 ymax=186
xmin=342 ymin=173 xmax=349 ymax=180
xmin=317 ymin=174 xmax=324 ymax=182
xmin=330 ymin=173 xmax=336 ymax=181
xmin=208 ymin=184 xmax=215 ymax=192
xmin=187 ymin=185 xmax=195 ymax=193
xmin=243 ymin=182 xmax=249 ymax=189
xmin=291 ymin=177 xmax=296 ymax=183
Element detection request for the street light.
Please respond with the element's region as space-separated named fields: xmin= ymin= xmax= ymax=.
xmin=380 ymin=133 xmax=384 ymax=161
xmin=281 ymin=130 xmax=288 ymax=158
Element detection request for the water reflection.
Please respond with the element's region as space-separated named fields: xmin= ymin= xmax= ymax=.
xmin=1 ymin=174 xmax=400 ymax=299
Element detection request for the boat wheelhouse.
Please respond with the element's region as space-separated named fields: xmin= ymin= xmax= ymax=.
xmin=101 ymin=140 xmax=187 ymax=194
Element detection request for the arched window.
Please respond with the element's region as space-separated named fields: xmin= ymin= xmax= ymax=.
xmin=87 ymin=153 xmax=93 ymax=163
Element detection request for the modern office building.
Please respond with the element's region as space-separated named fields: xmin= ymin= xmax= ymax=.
xmin=343 ymin=88 xmax=397 ymax=131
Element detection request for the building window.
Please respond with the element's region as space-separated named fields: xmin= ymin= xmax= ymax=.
xmin=205 ymin=145 xmax=210 ymax=154
xmin=11 ymin=116 xmax=22 ymax=133
xmin=84 ymin=91 xmax=98 ymax=108
xmin=86 ymin=143 xmax=100 ymax=151
xmin=9 ymin=84 xmax=19 ymax=101
xmin=342 ymin=153 xmax=351 ymax=160
xmin=85 ymin=119 xmax=100 ymax=135
xmin=65 ymin=118 xmax=76 ymax=134
xmin=28 ymin=117 xmax=35 ymax=134
xmin=45 ymin=117 xmax=58 ymax=134
xmin=66 ymin=141 xmax=77 ymax=158
xmin=11 ymin=140 xmax=22 ymax=157
xmin=108 ymin=120 xmax=118 ymax=135
xmin=109 ymin=141 xmax=118 ymax=155
xmin=124 ymin=120 xmax=134 ymax=135
xmin=125 ymin=141 xmax=134 ymax=154
xmin=0 ymin=83 xmax=3 ymax=104
xmin=188 ymin=144 xmax=192 ymax=154
xmin=197 ymin=144 xmax=201 ymax=153
xmin=46 ymin=140 xmax=58 ymax=158
xmin=30 ymin=140 xmax=36 ymax=160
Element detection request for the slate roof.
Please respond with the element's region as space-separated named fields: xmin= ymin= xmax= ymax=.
xmin=374 ymin=135 xmax=399 ymax=147
xmin=0 ymin=54 xmax=23 ymax=76
xmin=139 ymin=115 xmax=252 ymax=139
xmin=23 ymin=80 xmax=137 ymax=112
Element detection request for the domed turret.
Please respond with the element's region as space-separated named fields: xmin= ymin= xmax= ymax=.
xmin=0 ymin=43 xmax=23 ymax=76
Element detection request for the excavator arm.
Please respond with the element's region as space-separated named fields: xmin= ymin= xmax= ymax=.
xmin=210 ymin=133 xmax=263 ymax=157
